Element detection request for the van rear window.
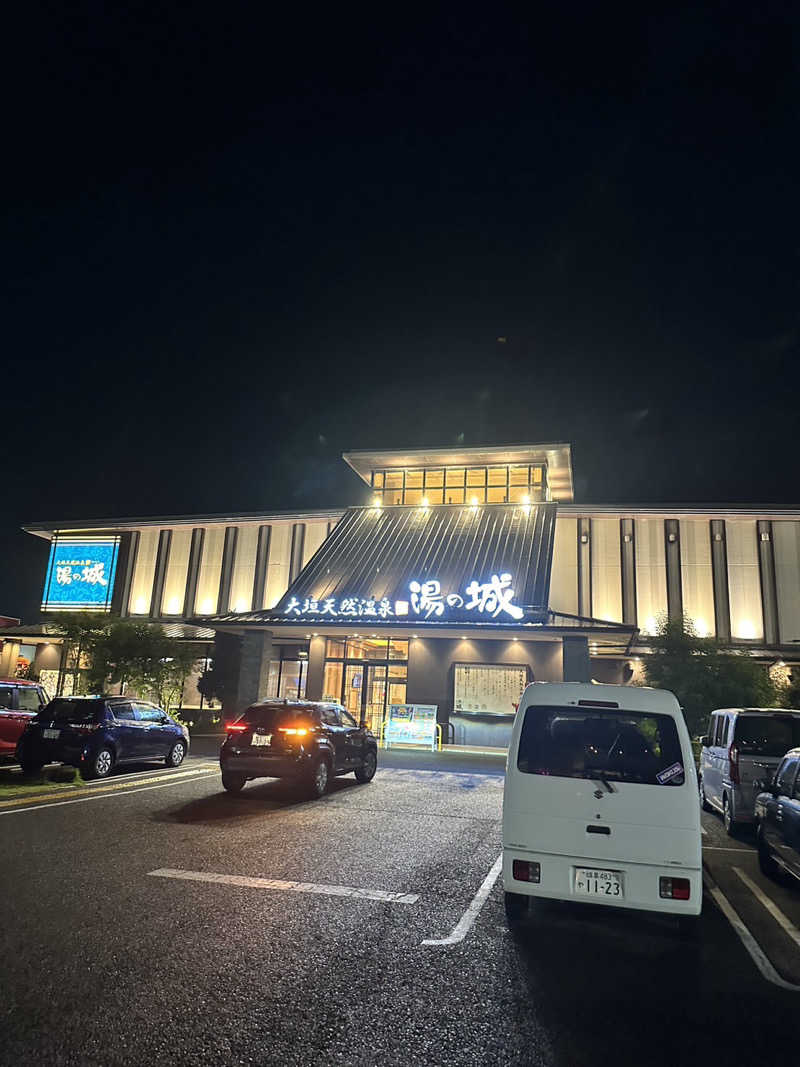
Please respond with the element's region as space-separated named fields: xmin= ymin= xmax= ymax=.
xmin=517 ymin=706 xmax=686 ymax=786
xmin=734 ymin=715 xmax=800 ymax=757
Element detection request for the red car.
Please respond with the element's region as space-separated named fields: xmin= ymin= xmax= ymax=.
xmin=0 ymin=679 xmax=50 ymax=759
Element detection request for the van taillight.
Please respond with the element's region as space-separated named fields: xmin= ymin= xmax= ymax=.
xmin=728 ymin=743 xmax=740 ymax=784
xmin=659 ymin=877 xmax=690 ymax=900
xmin=512 ymin=860 xmax=541 ymax=883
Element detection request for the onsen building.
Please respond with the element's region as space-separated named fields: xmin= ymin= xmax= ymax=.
xmin=5 ymin=442 xmax=800 ymax=746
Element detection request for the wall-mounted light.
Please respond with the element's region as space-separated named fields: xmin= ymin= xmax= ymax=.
xmin=421 ymin=497 xmax=430 ymax=508
xmin=521 ymin=494 xmax=530 ymax=506
xmin=470 ymin=496 xmax=479 ymax=507
xmin=580 ymin=533 xmax=589 ymax=544
xmin=373 ymin=496 xmax=382 ymax=508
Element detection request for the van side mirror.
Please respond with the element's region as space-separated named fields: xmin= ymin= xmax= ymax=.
xmin=699 ymin=735 xmax=710 ymax=747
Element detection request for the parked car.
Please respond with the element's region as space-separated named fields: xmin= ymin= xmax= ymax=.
xmin=754 ymin=748 xmax=800 ymax=885
xmin=16 ymin=695 xmax=189 ymax=779
xmin=502 ymin=682 xmax=702 ymax=928
xmin=699 ymin=708 xmax=800 ymax=835
xmin=0 ymin=679 xmax=50 ymax=759
xmin=220 ymin=700 xmax=378 ymax=798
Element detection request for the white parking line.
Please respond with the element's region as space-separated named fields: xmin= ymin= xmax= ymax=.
xmin=422 ymin=853 xmax=503 ymax=946
xmin=148 ymin=868 xmax=420 ymax=904
xmin=733 ymin=867 xmax=800 ymax=950
xmin=704 ymin=871 xmax=800 ymax=991
xmin=0 ymin=771 xmax=216 ymax=815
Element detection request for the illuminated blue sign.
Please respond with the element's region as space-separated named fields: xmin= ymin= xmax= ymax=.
xmin=42 ymin=538 xmax=120 ymax=611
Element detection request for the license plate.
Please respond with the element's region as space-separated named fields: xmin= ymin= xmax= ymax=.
xmin=251 ymin=733 xmax=272 ymax=747
xmin=574 ymin=868 xmax=624 ymax=899
xmin=42 ymin=728 xmax=60 ymax=740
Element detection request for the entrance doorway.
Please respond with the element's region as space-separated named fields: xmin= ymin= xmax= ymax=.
xmin=322 ymin=638 xmax=408 ymax=734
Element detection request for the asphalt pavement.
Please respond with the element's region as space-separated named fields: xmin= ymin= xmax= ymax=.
xmin=1 ymin=750 xmax=799 ymax=1067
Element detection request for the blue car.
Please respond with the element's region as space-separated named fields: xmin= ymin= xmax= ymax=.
xmin=755 ymin=747 xmax=800 ymax=886
xmin=16 ymin=695 xmax=189 ymax=779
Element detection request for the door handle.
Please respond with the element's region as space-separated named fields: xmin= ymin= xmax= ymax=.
xmin=586 ymin=825 xmax=611 ymax=835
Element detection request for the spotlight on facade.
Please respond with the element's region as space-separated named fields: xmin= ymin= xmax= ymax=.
xmin=421 ymin=496 xmax=429 ymax=508
xmin=521 ymin=494 xmax=530 ymax=505
xmin=470 ymin=496 xmax=479 ymax=507
xmin=373 ymin=496 xmax=382 ymax=508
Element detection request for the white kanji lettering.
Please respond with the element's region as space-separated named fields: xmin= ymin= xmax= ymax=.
xmin=80 ymin=562 xmax=107 ymax=586
xmin=464 ymin=573 xmax=524 ymax=620
xmin=360 ymin=599 xmax=377 ymax=616
xmin=286 ymin=597 xmax=302 ymax=615
xmin=378 ymin=598 xmax=394 ymax=618
xmin=302 ymin=598 xmax=320 ymax=614
xmin=409 ymin=579 xmax=444 ymax=618
xmin=320 ymin=598 xmax=338 ymax=616
xmin=339 ymin=598 xmax=358 ymax=616
xmin=56 ymin=565 xmax=73 ymax=586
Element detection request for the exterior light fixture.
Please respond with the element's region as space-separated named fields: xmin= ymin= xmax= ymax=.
xmin=521 ymin=494 xmax=530 ymax=506
xmin=470 ymin=496 xmax=479 ymax=507
xmin=373 ymin=496 xmax=382 ymax=508
xmin=412 ymin=634 xmax=418 ymax=639
xmin=305 ymin=633 xmax=311 ymax=639
xmin=421 ymin=496 xmax=429 ymax=507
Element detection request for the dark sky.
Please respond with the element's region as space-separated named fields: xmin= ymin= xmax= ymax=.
xmin=3 ymin=3 xmax=799 ymax=621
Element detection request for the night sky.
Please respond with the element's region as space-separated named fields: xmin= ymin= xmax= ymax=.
xmin=3 ymin=4 xmax=799 ymax=621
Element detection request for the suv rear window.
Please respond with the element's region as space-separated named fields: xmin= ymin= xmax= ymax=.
xmin=243 ymin=706 xmax=318 ymax=730
xmin=734 ymin=715 xmax=800 ymax=756
xmin=517 ymin=706 xmax=686 ymax=786
xmin=48 ymin=699 xmax=106 ymax=725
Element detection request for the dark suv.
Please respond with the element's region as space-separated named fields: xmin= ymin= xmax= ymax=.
xmin=221 ymin=700 xmax=378 ymax=798
xmin=17 ymin=696 xmax=190 ymax=779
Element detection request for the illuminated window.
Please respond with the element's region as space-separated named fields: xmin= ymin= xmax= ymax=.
xmin=508 ymin=485 xmax=529 ymax=503
xmin=425 ymin=488 xmax=444 ymax=505
xmin=405 ymin=470 xmax=423 ymax=488
xmin=532 ymin=467 xmax=543 ymax=484
xmin=326 ymin=638 xmax=346 ymax=657
xmin=424 ymin=470 xmax=444 ymax=488
xmin=487 ymin=486 xmax=507 ymax=503
xmin=466 ymin=468 xmax=486 ymax=487
xmin=510 ymin=465 xmax=529 ymax=486
xmin=404 ymin=488 xmax=423 ymax=505
xmin=488 ymin=467 xmax=507 ymax=486
xmin=385 ymin=471 xmax=403 ymax=490
xmin=372 ymin=472 xmax=384 ymax=488
xmin=468 ymin=487 xmax=486 ymax=503
xmin=446 ymin=488 xmax=465 ymax=504
xmin=445 ymin=468 xmax=466 ymax=486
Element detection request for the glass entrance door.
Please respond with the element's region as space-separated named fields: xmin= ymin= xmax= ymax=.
xmin=362 ymin=665 xmax=387 ymax=735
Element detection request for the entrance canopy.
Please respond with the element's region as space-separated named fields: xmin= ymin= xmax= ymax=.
xmin=205 ymin=502 xmax=557 ymax=632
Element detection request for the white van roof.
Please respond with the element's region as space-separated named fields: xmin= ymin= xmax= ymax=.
xmin=710 ymin=707 xmax=800 ymax=715
xmin=521 ymin=681 xmax=682 ymax=717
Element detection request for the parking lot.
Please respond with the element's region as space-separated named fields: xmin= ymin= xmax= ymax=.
xmin=1 ymin=748 xmax=799 ymax=1066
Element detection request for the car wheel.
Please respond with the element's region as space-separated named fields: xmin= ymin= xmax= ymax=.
xmin=504 ymin=891 xmax=529 ymax=924
xmin=757 ymin=823 xmax=779 ymax=880
xmin=222 ymin=770 xmax=247 ymax=793
xmin=19 ymin=757 xmax=44 ymax=777
xmin=86 ymin=747 xmax=114 ymax=780
xmin=167 ymin=741 xmax=186 ymax=768
xmin=723 ymin=794 xmax=737 ymax=836
xmin=308 ymin=756 xmax=330 ymax=798
xmin=354 ymin=748 xmax=377 ymax=783
xmin=698 ymin=777 xmax=712 ymax=812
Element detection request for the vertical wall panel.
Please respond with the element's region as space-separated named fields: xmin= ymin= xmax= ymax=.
xmin=726 ymin=520 xmax=764 ymax=640
xmin=773 ymin=521 xmax=800 ymax=644
xmin=550 ymin=516 xmax=578 ymax=614
xmin=229 ymin=525 xmax=260 ymax=613
xmin=193 ymin=526 xmax=226 ymax=614
xmin=591 ymin=517 xmax=622 ymax=623
xmin=680 ymin=519 xmax=716 ymax=636
xmin=264 ymin=524 xmax=292 ymax=608
xmin=635 ymin=519 xmax=667 ymax=634
xmin=160 ymin=528 xmax=192 ymax=615
xmin=302 ymin=521 xmax=328 ymax=566
xmin=128 ymin=528 xmax=160 ymax=615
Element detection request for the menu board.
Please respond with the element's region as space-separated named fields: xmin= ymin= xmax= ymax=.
xmin=453 ymin=664 xmax=528 ymax=717
xmin=384 ymin=704 xmax=439 ymax=750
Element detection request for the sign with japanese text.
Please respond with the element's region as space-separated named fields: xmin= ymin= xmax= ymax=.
xmin=282 ymin=573 xmax=529 ymax=624
xmin=42 ymin=538 xmax=120 ymax=612
xmin=383 ymin=704 xmax=438 ymax=750
xmin=453 ymin=664 xmax=528 ymax=717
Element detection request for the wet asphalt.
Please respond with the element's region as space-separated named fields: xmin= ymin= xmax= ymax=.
xmin=1 ymin=749 xmax=798 ymax=1066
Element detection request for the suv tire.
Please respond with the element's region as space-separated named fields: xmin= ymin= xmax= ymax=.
xmin=222 ymin=771 xmax=247 ymax=793
xmin=19 ymin=757 xmax=44 ymax=777
xmin=504 ymin=891 xmax=528 ymax=923
xmin=86 ymin=747 xmax=114 ymax=780
xmin=308 ymin=756 xmax=330 ymax=798
xmin=757 ymin=823 xmax=780 ymax=880
xmin=354 ymin=748 xmax=377 ymax=784
xmin=698 ymin=777 xmax=712 ymax=812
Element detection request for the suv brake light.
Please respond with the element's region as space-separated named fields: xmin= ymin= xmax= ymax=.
xmin=279 ymin=727 xmax=309 ymax=737
xmin=225 ymin=722 xmax=247 ymax=733
xmin=728 ymin=743 xmax=740 ymax=784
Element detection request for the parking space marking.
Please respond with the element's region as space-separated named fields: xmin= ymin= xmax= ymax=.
xmin=704 ymin=871 xmax=800 ymax=991
xmin=0 ymin=770 xmax=217 ymax=815
xmin=422 ymin=853 xmax=503 ymax=946
xmin=148 ymin=868 xmax=420 ymax=904
xmin=733 ymin=867 xmax=800 ymax=950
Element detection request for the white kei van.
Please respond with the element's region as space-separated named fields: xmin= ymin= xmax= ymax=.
xmin=502 ymin=682 xmax=702 ymax=926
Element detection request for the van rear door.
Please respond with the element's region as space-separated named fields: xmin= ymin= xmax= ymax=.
xmin=734 ymin=713 xmax=800 ymax=812
xmin=506 ymin=702 xmax=700 ymax=869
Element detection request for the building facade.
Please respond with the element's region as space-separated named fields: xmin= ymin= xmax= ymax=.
xmin=5 ymin=442 xmax=800 ymax=745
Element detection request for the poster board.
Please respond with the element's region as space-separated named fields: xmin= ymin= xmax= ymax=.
xmin=453 ymin=664 xmax=527 ymax=717
xmin=384 ymin=704 xmax=439 ymax=750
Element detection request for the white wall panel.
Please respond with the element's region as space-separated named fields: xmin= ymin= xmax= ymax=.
xmin=635 ymin=519 xmax=667 ymax=634
xmin=194 ymin=526 xmax=226 ymax=615
xmin=680 ymin=519 xmax=715 ymax=637
xmin=773 ymin=521 xmax=800 ymax=644
xmin=161 ymin=528 xmax=192 ymax=615
xmin=264 ymin=524 xmax=292 ymax=609
xmin=726 ymin=521 xmax=763 ymax=640
xmin=550 ymin=516 xmax=578 ymax=614
xmin=229 ymin=525 xmax=260 ymax=614
xmin=591 ymin=517 xmax=622 ymax=623
xmin=129 ymin=528 xmax=160 ymax=615
xmin=303 ymin=522 xmax=329 ymax=567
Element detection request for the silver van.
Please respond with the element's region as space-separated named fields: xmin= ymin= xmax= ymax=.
xmin=699 ymin=708 xmax=800 ymax=834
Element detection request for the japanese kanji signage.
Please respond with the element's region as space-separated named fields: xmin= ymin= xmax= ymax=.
xmin=42 ymin=538 xmax=120 ymax=612
xmin=281 ymin=573 xmax=527 ymax=623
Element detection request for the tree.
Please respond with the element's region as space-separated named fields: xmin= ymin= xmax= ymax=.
xmin=47 ymin=612 xmax=109 ymax=694
xmin=642 ymin=616 xmax=778 ymax=737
